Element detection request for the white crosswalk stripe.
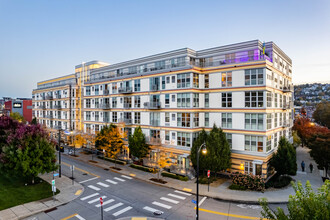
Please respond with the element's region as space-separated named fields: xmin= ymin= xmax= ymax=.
xmin=152 ymin=201 xmax=172 ymax=209
xmin=88 ymin=185 xmax=101 ymax=191
xmin=97 ymin=182 xmax=109 ymax=187
xmin=160 ymin=197 xmax=179 ymax=204
xmin=114 ymin=177 xmax=125 ymax=182
xmin=174 ymin=190 xmax=192 ymax=196
xmin=105 ymin=179 xmax=118 ymax=185
xmin=112 ymin=206 xmax=133 ymax=217
xmin=121 ymin=175 xmax=132 ymax=179
xmin=80 ymin=193 xmax=99 ymax=201
xmin=88 ymin=196 xmax=106 ymax=204
xmin=104 ymin=203 xmax=124 ymax=212
xmin=95 ymin=199 xmax=114 ymax=207
xmin=75 ymin=214 xmax=85 ymax=220
xmin=168 ymin=193 xmax=185 ymax=200
xmin=143 ymin=206 xmax=163 ymax=214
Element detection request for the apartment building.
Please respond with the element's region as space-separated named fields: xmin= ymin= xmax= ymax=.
xmin=32 ymin=40 xmax=293 ymax=178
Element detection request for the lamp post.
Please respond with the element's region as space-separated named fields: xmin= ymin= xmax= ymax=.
xmin=58 ymin=128 xmax=62 ymax=178
xmin=196 ymin=142 xmax=207 ymax=220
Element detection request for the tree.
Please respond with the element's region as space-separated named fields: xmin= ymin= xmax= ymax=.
xmin=128 ymin=126 xmax=149 ymax=161
xmin=270 ymin=137 xmax=297 ymax=176
xmin=96 ymin=124 xmax=125 ymax=167
xmin=190 ymin=129 xmax=208 ymax=172
xmin=260 ymin=180 xmax=330 ymax=220
xmin=31 ymin=117 xmax=38 ymax=125
xmin=300 ymin=107 xmax=307 ymax=116
xmin=292 ymin=131 xmax=301 ymax=148
xmin=154 ymin=150 xmax=172 ymax=180
xmin=75 ymin=134 xmax=87 ymax=148
xmin=293 ymin=117 xmax=314 ymax=147
xmin=10 ymin=112 xmax=25 ymax=123
xmin=313 ymin=102 xmax=330 ymax=128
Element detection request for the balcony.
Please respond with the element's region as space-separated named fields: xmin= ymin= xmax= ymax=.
xmin=54 ymin=105 xmax=62 ymax=109
xmin=150 ymin=120 xmax=160 ymax=127
xmin=46 ymin=115 xmax=53 ymax=119
xmin=46 ymin=95 xmax=53 ymax=100
xmin=119 ymin=118 xmax=132 ymax=125
xmin=144 ymin=101 xmax=161 ymax=109
xmin=118 ymin=87 xmax=133 ymax=94
xmin=282 ymin=121 xmax=292 ymax=128
xmin=103 ymin=117 xmax=110 ymax=123
xmin=55 ymin=95 xmax=62 ymax=99
xmin=283 ymin=85 xmax=294 ymax=93
xmin=148 ymin=137 xmax=161 ymax=145
xmin=283 ymin=101 xmax=293 ymax=110
xmin=103 ymin=89 xmax=109 ymax=95
xmin=101 ymin=104 xmax=111 ymax=109
xmin=123 ymin=103 xmax=132 ymax=109
xmin=150 ymin=84 xmax=159 ymax=91
xmin=38 ymin=105 xmax=46 ymax=109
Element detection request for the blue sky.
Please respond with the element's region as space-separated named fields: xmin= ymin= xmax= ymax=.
xmin=0 ymin=0 xmax=329 ymax=98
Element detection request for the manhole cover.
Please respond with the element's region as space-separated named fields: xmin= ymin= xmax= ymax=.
xmin=82 ymin=173 xmax=88 ymax=175
xmin=104 ymin=168 xmax=109 ymax=171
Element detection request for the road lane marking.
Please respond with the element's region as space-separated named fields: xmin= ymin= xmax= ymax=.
xmin=160 ymin=197 xmax=179 ymax=204
xmin=62 ymin=162 xmax=100 ymax=177
xmin=129 ymin=173 xmax=136 ymax=177
xmin=152 ymin=201 xmax=172 ymax=209
xmin=104 ymin=202 xmax=124 ymax=212
xmin=97 ymin=182 xmax=109 ymax=187
xmin=143 ymin=206 xmax=163 ymax=214
xmin=168 ymin=193 xmax=185 ymax=200
xmin=196 ymin=207 xmax=264 ymax=219
xmin=61 ymin=214 xmax=77 ymax=220
xmin=79 ymin=177 xmax=99 ymax=184
xmin=96 ymin=199 xmax=114 ymax=207
xmin=88 ymin=196 xmax=106 ymax=204
xmin=75 ymin=215 xmax=86 ymax=220
xmin=80 ymin=193 xmax=99 ymax=201
xmin=112 ymin=206 xmax=133 ymax=216
xmin=183 ymin=188 xmax=192 ymax=192
xmin=132 ymin=218 xmax=146 ymax=220
xmin=198 ymin=196 xmax=207 ymax=206
xmin=121 ymin=175 xmax=132 ymax=179
xmin=114 ymin=177 xmax=125 ymax=182
xmin=174 ymin=190 xmax=192 ymax=196
xmin=105 ymin=179 xmax=118 ymax=184
xmin=75 ymin=189 xmax=83 ymax=195
xmin=88 ymin=185 xmax=101 ymax=191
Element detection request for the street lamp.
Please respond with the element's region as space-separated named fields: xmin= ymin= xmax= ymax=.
xmin=196 ymin=142 xmax=207 ymax=220
xmin=58 ymin=128 xmax=62 ymax=178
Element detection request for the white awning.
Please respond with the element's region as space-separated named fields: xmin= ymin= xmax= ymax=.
xmin=252 ymin=160 xmax=263 ymax=165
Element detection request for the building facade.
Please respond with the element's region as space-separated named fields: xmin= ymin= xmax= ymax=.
xmin=4 ymin=98 xmax=33 ymax=122
xmin=32 ymin=40 xmax=293 ymax=178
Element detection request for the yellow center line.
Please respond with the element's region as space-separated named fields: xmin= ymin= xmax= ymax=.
xmin=196 ymin=207 xmax=266 ymax=220
xmin=75 ymin=189 xmax=83 ymax=195
xmin=183 ymin=188 xmax=192 ymax=192
xmin=129 ymin=173 xmax=136 ymax=177
xmin=61 ymin=213 xmax=77 ymax=220
xmin=62 ymin=162 xmax=100 ymax=178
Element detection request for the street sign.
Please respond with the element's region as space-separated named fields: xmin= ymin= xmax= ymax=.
xmin=70 ymin=165 xmax=75 ymax=171
xmin=207 ymin=170 xmax=210 ymax=178
xmin=52 ymin=186 xmax=56 ymax=192
xmin=53 ymin=173 xmax=59 ymax=177
xmin=191 ymin=199 xmax=197 ymax=204
xmin=52 ymin=179 xmax=55 ymax=186
xmin=100 ymin=197 xmax=103 ymax=206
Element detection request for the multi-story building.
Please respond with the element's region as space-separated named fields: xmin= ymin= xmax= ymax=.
xmin=3 ymin=98 xmax=33 ymax=122
xmin=32 ymin=40 xmax=293 ymax=178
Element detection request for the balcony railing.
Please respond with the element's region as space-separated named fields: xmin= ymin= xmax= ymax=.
xmin=46 ymin=115 xmax=53 ymax=119
xmin=101 ymin=104 xmax=111 ymax=109
xmin=103 ymin=117 xmax=110 ymax=123
xmin=150 ymin=120 xmax=160 ymax=127
xmin=282 ymin=121 xmax=292 ymax=128
xmin=38 ymin=105 xmax=46 ymax=109
xmin=148 ymin=137 xmax=161 ymax=145
xmin=118 ymin=87 xmax=133 ymax=94
xmin=144 ymin=101 xmax=161 ymax=109
xmin=119 ymin=118 xmax=132 ymax=125
xmin=54 ymin=105 xmax=62 ymax=109
xmin=283 ymin=85 xmax=294 ymax=93
xmin=123 ymin=103 xmax=132 ymax=109
xmin=46 ymin=95 xmax=53 ymax=100
xmin=103 ymin=89 xmax=109 ymax=95
xmin=150 ymin=84 xmax=159 ymax=91
xmin=283 ymin=101 xmax=293 ymax=109
xmin=55 ymin=95 xmax=61 ymax=99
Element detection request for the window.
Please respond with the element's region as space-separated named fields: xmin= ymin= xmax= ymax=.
xmin=266 ymin=135 xmax=272 ymax=151
xmin=245 ymin=113 xmax=264 ymax=130
xmin=267 ymin=113 xmax=272 ymax=130
xmin=221 ymin=72 xmax=232 ymax=87
xmin=205 ymin=113 xmax=209 ymax=127
xmin=205 ymin=94 xmax=209 ymax=107
xmin=134 ymin=112 xmax=140 ymax=124
xmin=193 ymin=93 xmax=199 ymax=107
xmin=245 ymin=91 xmax=263 ymax=107
xmin=165 ymin=94 xmax=170 ymax=105
xmin=279 ymin=94 xmax=283 ymax=108
xmin=134 ymin=96 xmax=140 ymax=108
xmin=165 ymin=131 xmax=170 ymax=141
xmin=172 ymin=132 xmax=176 ymax=140
xmin=275 ymin=113 xmax=278 ymax=128
xmin=177 ymin=132 xmax=191 ymax=147
xmin=226 ymin=133 xmax=232 ymax=148
xmin=222 ymin=113 xmax=232 ymax=128
xmin=177 ymin=113 xmax=191 ymax=127
xmin=193 ymin=73 xmax=199 ymax=88
xmin=177 ymin=73 xmax=190 ymax=88
xmin=86 ymin=111 xmax=91 ymax=121
xmin=162 ymin=76 xmax=166 ymax=89
xmin=86 ymin=99 xmax=91 ymax=108
xmin=150 ymin=112 xmax=160 ymax=126
xmin=177 ymin=93 xmax=191 ymax=108
xmin=95 ymin=98 xmax=99 ymax=108
xmin=95 ymin=112 xmax=99 ymax=121
xmin=112 ymin=83 xmax=117 ymax=94
xmin=245 ymin=68 xmax=264 ymax=85
xmin=193 ymin=113 xmax=199 ymax=127
xmin=134 ymin=79 xmax=140 ymax=92
xmin=112 ymin=112 xmax=117 ymax=122
xmin=172 ymin=75 xmax=175 ymax=83
xmin=95 ymin=85 xmax=99 ymax=95
xmin=171 ymin=94 xmax=175 ymax=102
xmin=267 ymin=92 xmax=272 ymax=107
xmin=244 ymin=162 xmax=253 ymax=174
xmin=172 ymin=113 xmax=175 ymax=121
xmin=165 ymin=112 xmax=170 ymax=124
xmin=124 ymin=97 xmax=132 ymax=108
xmin=166 ymin=77 xmax=170 ymax=84
xmin=274 ymin=93 xmax=278 ymax=108
xmin=245 ymin=135 xmax=264 ymax=152
xmin=222 ymin=93 xmax=232 ymax=107
xmin=279 ymin=113 xmax=283 ymax=127
xmin=274 ymin=132 xmax=278 ymax=147
xmin=86 ymin=86 xmax=91 ymax=96
xmin=112 ymin=97 xmax=117 ymax=108
xmin=205 ymin=74 xmax=209 ymax=88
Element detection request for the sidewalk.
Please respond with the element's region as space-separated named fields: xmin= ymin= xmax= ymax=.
xmin=0 ymin=174 xmax=84 ymax=220
xmin=69 ymin=146 xmax=324 ymax=204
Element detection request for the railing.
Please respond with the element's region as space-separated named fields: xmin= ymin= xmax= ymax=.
xmin=283 ymin=85 xmax=294 ymax=92
xmin=38 ymin=105 xmax=46 ymax=109
xmin=103 ymin=89 xmax=109 ymax=95
xmin=118 ymin=87 xmax=133 ymax=94
xmin=54 ymin=105 xmax=62 ymax=109
xmin=55 ymin=95 xmax=61 ymax=99
xmin=119 ymin=118 xmax=132 ymax=125
xmin=144 ymin=101 xmax=161 ymax=109
xmin=123 ymin=103 xmax=132 ymax=109
xmin=148 ymin=137 xmax=161 ymax=145
xmin=101 ymin=104 xmax=111 ymax=109
xmin=282 ymin=121 xmax=292 ymax=128
xmin=103 ymin=117 xmax=110 ymax=123
xmin=150 ymin=119 xmax=160 ymax=126
xmin=150 ymin=84 xmax=159 ymax=91
xmin=46 ymin=115 xmax=53 ymax=119
xmin=283 ymin=101 xmax=293 ymax=109
xmin=46 ymin=95 xmax=53 ymax=100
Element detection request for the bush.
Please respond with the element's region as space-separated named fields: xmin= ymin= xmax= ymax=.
xmin=266 ymin=174 xmax=292 ymax=189
xmin=161 ymin=172 xmax=189 ymax=181
xmin=97 ymin=156 xmax=126 ymax=165
xmin=229 ymin=184 xmax=247 ymax=190
xmin=230 ymin=172 xmax=265 ymax=191
xmin=195 ymin=176 xmax=217 ymax=184
xmin=129 ymin=164 xmax=157 ymax=173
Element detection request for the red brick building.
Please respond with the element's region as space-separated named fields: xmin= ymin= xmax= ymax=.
xmin=4 ymin=98 xmax=33 ymax=122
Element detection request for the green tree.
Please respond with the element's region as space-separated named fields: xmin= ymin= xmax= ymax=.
xmin=128 ymin=126 xmax=149 ymax=161
xmin=313 ymin=102 xmax=330 ymax=128
xmin=31 ymin=117 xmax=38 ymax=125
xmin=10 ymin=112 xmax=25 ymax=123
xmin=292 ymin=131 xmax=301 ymax=148
xmin=260 ymin=180 xmax=330 ymax=220
xmin=190 ymin=129 xmax=208 ymax=172
xmin=270 ymin=137 xmax=297 ymax=176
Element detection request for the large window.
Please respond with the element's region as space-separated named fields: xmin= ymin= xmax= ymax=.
xmin=205 ymin=74 xmax=209 ymax=88
xmin=205 ymin=94 xmax=209 ymax=107
xmin=245 ymin=91 xmax=263 ymax=107
xmin=266 ymin=135 xmax=272 ymax=152
xmin=177 ymin=132 xmax=191 ymax=147
xmin=244 ymin=162 xmax=253 ymax=174
xmin=86 ymin=86 xmax=91 ymax=96
xmin=177 ymin=113 xmax=191 ymax=127
xmin=134 ymin=112 xmax=140 ymax=124
xmin=150 ymin=112 xmax=160 ymax=126
xmin=95 ymin=98 xmax=99 ymax=108
xmin=274 ymin=93 xmax=278 ymax=108
xmin=165 ymin=112 xmax=170 ymax=124
xmin=205 ymin=113 xmax=209 ymax=127
xmin=193 ymin=113 xmax=199 ymax=127
xmin=193 ymin=94 xmax=199 ymax=107
xmin=165 ymin=94 xmax=170 ymax=105
xmin=134 ymin=96 xmax=140 ymax=108
xmin=86 ymin=99 xmax=91 ymax=108
xmin=177 ymin=93 xmax=191 ymax=108
xmin=221 ymin=72 xmax=232 ymax=87
xmin=245 ymin=68 xmax=264 ymax=85
xmin=95 ymin=85 xmax=99 ymax=95
xmin=112 ymin=112 xmax=117 ymax=122
xmin=112 ymin=97 xmax=117 ymax=108
xmin=193 ymin=73 xmax=199 ymax=88
xmin=267 ymin=92 xmax=272 ymax=107
xmin=86 ymin=111 xmax=91 ymax=121
xmin=245 ymin=135 xmax=264 ymax=152
xmin=95 ymin=111 xmax=99 ymax=121
xmin=275 ymin=113 xmax=278 ymax=128
xmin=222 ymin=113 xmax=232 ymax=128
xmin=245 ymin=113 xmax=264 ymax=130
xmin=112 ymin=83 xmax=117 ymax=94
xmin=267 ymin=113 xmax=272 ymax=130
xmin=222 ymin=93 xmax=232 ymax=107
xmin=124 ymin=97 xmax=132 ymax=108
xmin=134 ymin=79 xmax=140 ymax=92
xmin=226 ymin=133 xmax=232 ymax=148
xmin=177 ymin=73 xmax=190 ymax=88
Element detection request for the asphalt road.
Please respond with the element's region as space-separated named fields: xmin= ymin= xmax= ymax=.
xmin=24 ymin=153 xmax=286 ymax=220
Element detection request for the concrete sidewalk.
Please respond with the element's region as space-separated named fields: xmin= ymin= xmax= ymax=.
xmin=67 ymin=146 xmax=324 ymax=204
xmin=0 ymin=174 xmax=84 ymax=220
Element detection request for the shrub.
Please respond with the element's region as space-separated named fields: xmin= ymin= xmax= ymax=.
xmin=230 ymin=172 xmax=265 ymax=191
xmin=265 ymin=174 xmax=293 ymax=189
xmin=229 ymin=184 xmax=247 ymax=190
xmin=161 ymin=172 xmax=189 ymax=181
xmin=97 ymin=156 xmax=126 ymax=165
xmin=129 ymin=164 xmax=157 ymax=173
xmin=195 ymin=176 xmax=217 ymax=184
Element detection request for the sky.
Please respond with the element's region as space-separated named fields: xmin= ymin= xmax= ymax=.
xmin=0 ymin=0 xmax=329 ymax=98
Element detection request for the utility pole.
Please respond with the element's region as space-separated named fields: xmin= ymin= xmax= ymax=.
xmin=58 ymin=128 xmax=61 ymax=178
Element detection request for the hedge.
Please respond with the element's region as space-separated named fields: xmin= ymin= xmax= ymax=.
xmin=97 ymin=156 xmax=126 ymax=165
xmin=230 ymin=172 xmax=265 ymax=191
xmin=161 ymin=172 xmax=189 ymax=181
xmin=129 ymin=164 xmax=157 ymax=173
